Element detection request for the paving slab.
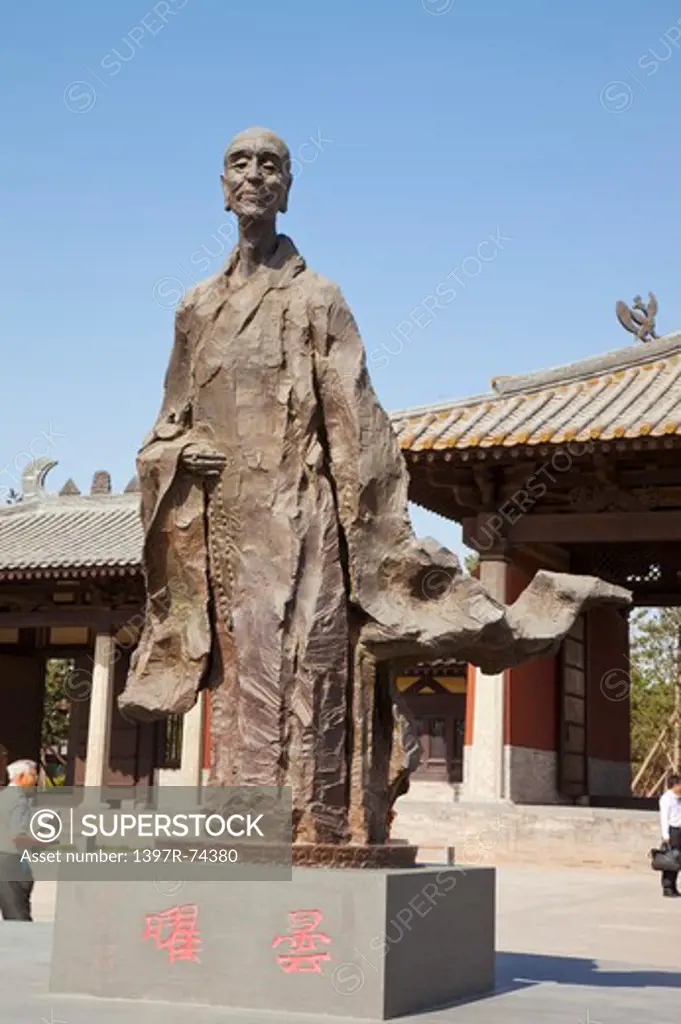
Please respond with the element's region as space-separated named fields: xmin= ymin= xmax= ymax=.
xmin=496 ymin=864 xmax=681 ymax=969
xmin=2 ymin=866 xmax=681 ymax=1023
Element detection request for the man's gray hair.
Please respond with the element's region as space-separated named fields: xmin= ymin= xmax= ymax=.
xmin=6 ymin=759 xmax=37 ymax=782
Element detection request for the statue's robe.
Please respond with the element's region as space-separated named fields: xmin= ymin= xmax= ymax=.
xmin=122 ymin=235 xmax=629 ymax=845
xmin=123 ymin=236 xmax=413 ymax=841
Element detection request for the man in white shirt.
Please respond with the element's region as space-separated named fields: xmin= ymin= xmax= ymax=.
xmin=0 ymin=759 xmax=37 ymax=920
xmin=659 ymin=772 xmax=681 ymax=897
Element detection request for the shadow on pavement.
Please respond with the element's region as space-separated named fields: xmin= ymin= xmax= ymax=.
xmin=407 ymin=951 xmax=681 ymax=1016
xmin=497 ymin=950 xmax=681 ymax=991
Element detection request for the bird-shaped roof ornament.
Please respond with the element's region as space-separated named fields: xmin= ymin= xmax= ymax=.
xmin=615 ymin=291 xmax=658 ymax=343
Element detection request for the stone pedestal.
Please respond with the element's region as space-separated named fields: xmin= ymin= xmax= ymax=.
xmin=50 ymin=866 xmax=495 ymax=1019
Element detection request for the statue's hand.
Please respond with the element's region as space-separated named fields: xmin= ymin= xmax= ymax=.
xmin=181 ymin=442 xmax=227 ymax=476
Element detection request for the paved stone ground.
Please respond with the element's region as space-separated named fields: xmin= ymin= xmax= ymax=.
xmin=2 ymin=866 xmax=681 ymax=1022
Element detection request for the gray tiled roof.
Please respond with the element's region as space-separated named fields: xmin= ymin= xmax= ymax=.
xmin=0 ymin=461 xmax=142 ymax=574
xmin=391 ymin=332 xmax=681 ymax=452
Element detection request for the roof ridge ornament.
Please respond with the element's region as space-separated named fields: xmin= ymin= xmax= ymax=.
xmin=616 ymin=291 xmax=658 ymax=343
xmin=91 ymin=471 xmax=111 ymax=496
xmin=21 ymin=458 xmax=58 ymax=500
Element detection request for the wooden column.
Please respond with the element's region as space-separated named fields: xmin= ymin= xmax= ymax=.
xmin=462 ymin=556 xmax=509 ymax=802
xmin=83 ymin=632 xmax=115 ymax=790
xmin=65 ymin=651 xmax=91 ymax=787
xmin=181 ymin=692 xmax=205 ymax=789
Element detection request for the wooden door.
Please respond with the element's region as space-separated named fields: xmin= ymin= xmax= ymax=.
xmin=409 ymin=693 xmax=466 ymax=783
xmin=558 ymin=616 xmax=587 ymax=798
xmin=0 ymin=653 xmax=45 ymax=764
xmin=413 ymin=714 xmax=450 ymax=780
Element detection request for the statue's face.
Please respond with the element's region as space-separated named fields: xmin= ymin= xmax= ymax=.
xmin=222 ymin=131 xmax=291 ymax=220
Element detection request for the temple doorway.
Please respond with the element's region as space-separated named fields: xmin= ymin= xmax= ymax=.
xmin=396 ymin=660 xmax=467 ymax=787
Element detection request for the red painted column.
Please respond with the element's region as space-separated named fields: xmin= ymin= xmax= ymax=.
xmin=504 ymin=561 xmax=560 ymax=802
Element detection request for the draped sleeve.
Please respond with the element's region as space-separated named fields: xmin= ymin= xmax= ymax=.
xmin=310 ymin=284 xmax=414 ymax=614
xmin=120 ymin=294 xmax=212 ymax=718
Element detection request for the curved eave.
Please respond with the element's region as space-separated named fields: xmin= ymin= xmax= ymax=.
xmin=402 ymin=433 xmax=681 ymax=465
xmin=392 ymin=334 xmax=681 ymax=456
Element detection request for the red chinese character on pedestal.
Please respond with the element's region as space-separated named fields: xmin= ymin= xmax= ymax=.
xmin=272 ymin=909 xmax=331 ymax=973
xmin=142 ymin=904 xmax=202 ymax=964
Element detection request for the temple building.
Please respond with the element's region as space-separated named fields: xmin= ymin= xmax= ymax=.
xmin=394 ymin=328 xmax=681 ymax=804
xmin=0 ymin=464 xmax=186 ymax=790
xmin=2 ymin=326 xmax=679 ymax=805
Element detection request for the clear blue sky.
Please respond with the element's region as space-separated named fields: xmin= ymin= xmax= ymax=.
xmin=3 ymin=1 xmax=681 ymax=556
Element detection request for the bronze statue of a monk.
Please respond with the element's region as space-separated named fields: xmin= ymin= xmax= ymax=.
xmin=121 ymin=128 xmax=629 ymax=850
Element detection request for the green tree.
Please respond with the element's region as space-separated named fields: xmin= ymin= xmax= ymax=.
xmin=40 ymin=659 xmax=72 ymax=784
xmin=463 ymin=552 xmax=480 ymax=575
xmin=629 ymin=608 xmax=681 ymax=793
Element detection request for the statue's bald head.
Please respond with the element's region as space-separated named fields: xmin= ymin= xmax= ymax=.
xmin=224 ymin=127 xmax=291 ymax=169
xmin=222 ymin=127 xmax=292 ymax=218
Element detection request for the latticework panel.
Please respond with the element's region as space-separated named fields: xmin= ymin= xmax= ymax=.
xmin=573 ymin=543 xmax=681 ymax=596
